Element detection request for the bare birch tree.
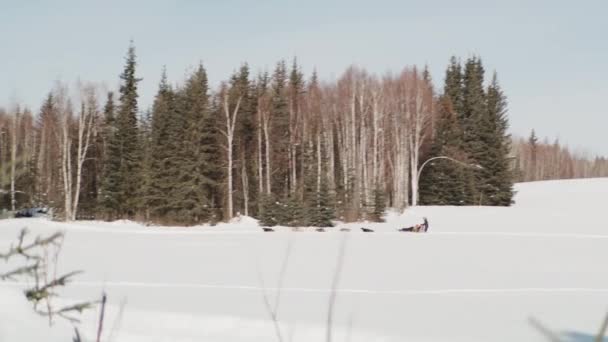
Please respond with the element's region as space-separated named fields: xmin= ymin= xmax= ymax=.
xmin=9 ymin=108 xmax=20 ymax=211
xmin=70 ymin=84 xmax=98 ymax=220
xmin=404 ymin=68 xmax=434 ymax=206
xmin=257 ymin=80 xmax=273 ymax=195
xmin=55 ymin=84 xmax=74 ymax=220
xmin=220 ymin=84 xmax=243 ymax=219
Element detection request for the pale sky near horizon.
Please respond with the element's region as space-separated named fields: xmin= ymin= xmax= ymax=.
xmin=1 ymin=0 xmax=606 ymax=155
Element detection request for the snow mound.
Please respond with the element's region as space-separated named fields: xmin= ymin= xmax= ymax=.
xmin=209 ymin=215 xmax=260 ymax=231
xmin=514 ymin=177 xmax=608 ymax=211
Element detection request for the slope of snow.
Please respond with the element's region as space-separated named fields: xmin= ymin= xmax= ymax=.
xmin=1 ymin=178 xmax=607 ymax=341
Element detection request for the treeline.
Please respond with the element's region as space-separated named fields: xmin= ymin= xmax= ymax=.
xmin=0 ymin=44 xmax=516 ymax=225
xmin=512 ymin=130 xmax=608 ymax=182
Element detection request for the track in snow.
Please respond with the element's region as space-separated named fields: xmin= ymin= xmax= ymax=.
xmin=6 ymin=280 xmax=608 ymax=295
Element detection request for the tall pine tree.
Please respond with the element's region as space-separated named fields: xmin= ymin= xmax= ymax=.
xmin=483 ymin=73 xmax=514 ymax=205
xmin=419 ymin=96 xmax=468 ymax=205
xmin=302 ymin=143 xmax=335 ymax=227
xmin=174 ymin=64 xmax=219 ymax=224
xmin=147 ymin=67 xmax=180 ymax=222
xmin=99 ymin=92 xmax=121 ymax=218
xmin=461 ymin=57 xmax=490 ymax=204
xmin=270 ymin=61 xmax=290 ymax=198
xmin=419 ymin=57 xmax=469 ymax=205
xmin=100 ymin=42 xmax=142 ymax=219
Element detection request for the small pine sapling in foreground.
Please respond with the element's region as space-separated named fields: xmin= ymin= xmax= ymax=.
xmin=0 ymin=228 xmax=99 ymax=337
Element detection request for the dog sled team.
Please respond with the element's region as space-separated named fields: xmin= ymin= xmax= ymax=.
xmin=396 ymin=217 xmax=429 ymax=233
xmin=262 ymin=217 xmax=429 ymax=233
xmin=360 ymin=217 xmax=429 ymax=233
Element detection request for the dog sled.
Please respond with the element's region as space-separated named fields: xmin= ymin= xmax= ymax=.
xmin=397 ymin=217 xmax=429 ymax=233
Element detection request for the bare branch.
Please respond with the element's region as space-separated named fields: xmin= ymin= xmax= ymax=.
xmin=0 ymin=229 xmax=63 ymax=261
xmin=0 ymin=263 xmax=38 ymax=280
xmin=596 ymin=312 xmax=608 ymax=342
xmin=528 ymin=317 xmax=565 ymax=342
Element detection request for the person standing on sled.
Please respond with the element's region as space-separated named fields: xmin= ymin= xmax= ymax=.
xmin=422 ymin=217 xmax=429 ymax=232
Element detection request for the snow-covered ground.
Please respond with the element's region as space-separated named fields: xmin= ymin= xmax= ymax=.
xmin=1 ymin=178 xmax=608 ymax=342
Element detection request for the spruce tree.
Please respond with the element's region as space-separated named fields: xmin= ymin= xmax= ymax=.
xmin=34 ymin=94 xmax=56 ymax=206
xmin=302 ymin=144 xmax=335 ymax=227
xmin=419 ymin=97 xmax=468 ymax=205
xmin=282 ymin=194 xmax=304 ymax=227
xmin=147 ymin=68 xmax=179 ymax=222
xmin=301 ymin=144 xmax=317 ymax=225
xmin=259 ymin=194 xmax=278 ymax=227
xmin=444 ymin=56 xmax=465 ymax=116
xmin=271 ymin=61 xmax=290 ymax=198
xmin=484 ymin=73 xmax=514 ymax=205
xmin=529 ymin=130 xmax=538 ymax=149
xmin=419 ymin=57 xmax=469 ymax=205
xmin=100 ymin=91 xmax=116 ymax=181
xmin=451 ymin=58 xmax=515 ymax=206
xmin=99 ymin=92 xmax=122 ymax=218
xmin=461 ymin=57 xmax=490 ymax=204
xmin=138 ymin=108 xmax=153 ymax=221
xmin=208 ymin=92 xmax=226 ymax=222
xmin=528 ymin=129 xmax=538 ymax=181
xmin=311 ymin=177 xmax=335 ymax=227
xmin=173 ymin=64 xmax=218 ymax=224
xmin=100 ymin=42 xmax=143 ymax=219
xmin=369 ymin=186 xmax=386 ymax=222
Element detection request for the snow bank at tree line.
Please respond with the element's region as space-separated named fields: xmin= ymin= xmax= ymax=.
xmin=1 ymin=177 xmax=608 ymax=342
xmin=13 ymin=177 xmax=605 ymax=235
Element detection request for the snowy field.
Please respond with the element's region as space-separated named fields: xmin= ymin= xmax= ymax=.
xmin=2 ymin=178 xmax=608 ymax=342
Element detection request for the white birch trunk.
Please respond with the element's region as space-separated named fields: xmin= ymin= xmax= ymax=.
xmin=257 ymin=108 xmax=264 ymax=195
xmin=326 ymin=127 xmax=335 ymax=190
xmin=71 ymin=94 xmax=96 ymax=220
xmin=316 ymin=133 xmax=322 ymax=192
xmin=10 ymin=112 xmax=17 ymax=211
xmin=262 ymin=112 xmax=271 ymax=195
xmin=223 ymin=93 xmax=242 ymax=220
xmin=409 ymin=77 xmax=431 ymax=207
xmin=242 ymin=160 xmax=249 ymax=216
xmin=372 ymin=91 xmax=379 ymax=187
xmin=350 ymin=88 xmax=358 ymax=210
xmin=60 ymin=109 xmax=72 ymax=221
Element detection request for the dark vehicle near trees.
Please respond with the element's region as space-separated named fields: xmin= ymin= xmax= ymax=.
xmin=14 ymin=207 xmax=51 ymax=218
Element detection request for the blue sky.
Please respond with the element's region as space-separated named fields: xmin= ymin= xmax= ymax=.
xmin=1 ymin=0 xmax=606 ymax=154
